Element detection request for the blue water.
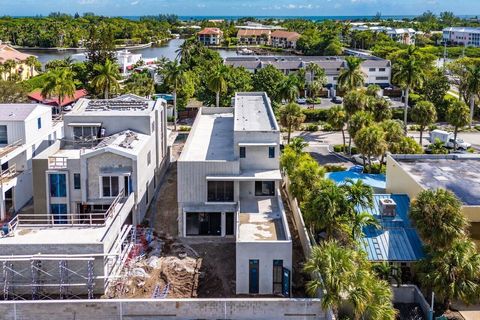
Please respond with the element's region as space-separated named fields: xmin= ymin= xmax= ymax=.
xmin=326 ymin=171 xmax=386 ymax=191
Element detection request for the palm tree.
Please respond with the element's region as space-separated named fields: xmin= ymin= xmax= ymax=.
xmin=371 ymin=97 xmax=392 ymax=122
xmin=303 ymin=241 xmax=357 ymax=318
xmin=343 ymin=90 xmax=368 ymax=152
xmin=418 ymin=238 xmax=480 ymax=310
xmin=464 ymin=64 xmax=480 ymax=127
xmin=91 ymin=59 xmax=121 ymax=99
xmin=348 ymin=111 xmax=374 ymax=158
xmin=278 ymin=102 xmax=305 ymax=144
xmin=342 ymin=178 xmax=373 ymax=209
xmin=446 ymin=100 xmax=470 ymax=150
xmin=278 ymin=75 xmax=300 ymax=103
xmin=354 ymin=124 xmax=387 ymax=171
xmin=337 ymin=56 xmax=365 ymax=91
xmin=373 ymin=262 xmax=402 ymax=287
xmin=207 ymin=65 xmax=228 ymax=108
xmin=289 ymin=137 xmax=308 ymax=154
xmin=289 ymin=154 xmax=325 ymax=202
xmin=305 ymin=63 xmax=326 ymax=96
xmin=365 ymin=84 xmax=381 ymax=97
xmin=327 ymin=106 xmax=347 ymax=151
xmin=410 ymin=100 xmax=437 ymax=145
xmin=176 ymin=39 xmax=199 ymax=65
xmin=350 ymin=211 xmax=379 ymax=241
xmin=3 ymin=59 xmax=16 ymax=81
xmin=161 ymin=59 xmax=186 ymax=131
xmin=41 ymin=68 xmax=76 ymax=114
xmin=392 ymin=46 xmax=426 ymax=133
xmin=24 ymin=56 xmax=40 ymax=78
xmin=410 ymin=189 xmax=468 ymax=249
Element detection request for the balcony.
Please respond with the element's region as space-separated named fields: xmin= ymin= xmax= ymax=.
xmin=48 ymin=156 xmax=68 ymax=169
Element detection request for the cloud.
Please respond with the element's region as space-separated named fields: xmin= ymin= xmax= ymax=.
xmin=131 ymin=0 xmax=139 ymax=5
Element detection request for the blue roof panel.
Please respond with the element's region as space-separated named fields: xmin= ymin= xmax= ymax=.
xmin=356 ymin=194 xmax=425 ymax=262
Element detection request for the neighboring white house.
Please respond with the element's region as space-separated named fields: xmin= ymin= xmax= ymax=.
xmin=443 ymin=27 xmax=480 ymax=47
xmin=32 ymin=96 xmax=169 ymax=226
xmin=351 ymin=25 xmax=417 ymax=45
xmin=0 ymin=104 xmax=63 ymax=221
xmin=177 ymin=92 xmax=292 ymax=296
xmin=224 ymin=56 xmax=392 ymax=87
xmin=116 ymin=50 xmax=157 ymax=74
xmin=197 ymin=28 xmax=223 ymax=46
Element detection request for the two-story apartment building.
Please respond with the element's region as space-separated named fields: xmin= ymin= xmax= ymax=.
xmin=177 ymin=92 xmax=292 ymax=296
xmin=443 ymin=27 xmax=480 ymax=47
xmin=224 ymin=56 xmax=392 ymax=88
xmin=197 ymin=28 xmax=223 ymax=46
xmin=270 ymin=30 xmax=301 ymax=49
xmin=0 ymin=104 xmax=63 ymax=222
xmin=32 ymin=97 xmax=168 ymax=225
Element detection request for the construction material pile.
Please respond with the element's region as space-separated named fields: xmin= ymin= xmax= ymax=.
xmin=106 ymin=228 xmax=202 ymax=299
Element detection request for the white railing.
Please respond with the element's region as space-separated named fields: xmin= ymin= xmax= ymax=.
xmin=0 ymin=139 xmax=23 ymax=159
xmin=0 ymin=164 xmax=17 ymax=184
xmin=48 ymin=156 xmax=68 ymax=169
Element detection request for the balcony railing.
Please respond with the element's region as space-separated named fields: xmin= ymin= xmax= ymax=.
xmin=0 ymin=165 xmax=17 ymax=184
xmin=48 ymin=156 xmax=68 ymax=169
xmin=0 ymin=139 xmax=23 ymax=159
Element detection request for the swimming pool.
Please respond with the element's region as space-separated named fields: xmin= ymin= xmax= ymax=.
xmin=326 ymin=171 xmax=386 ymax=192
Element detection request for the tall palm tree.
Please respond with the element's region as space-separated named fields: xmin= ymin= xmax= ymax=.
xmin=350 ymin=211 xmax=379 ymax=241
xmin=161 ymin=59 xmax=186 ymax=131
xmin=410 ymin=100 xmax=437 ymax=145
xmin=446 ymin=100 xmax=470 ymax=150
xmin=176 ymin=39 xmax=198 ymax=65
xmin=3 ymin=59 xmax=16 ymax=81
xmin=24 ymin=56 xmax=40 ymax=78
xmin=343 ymin=90 xmax=368 ymax=152
xmin=278 ymin=75 xmax=300 ymax=103
xmin=464 ymin=64 xmax=480 ymax=127
xmin=289 ymin=136 xmax=308 ymax=154
xmin=91 ymin=59 xmax=121 ymax=99
xmin=354 ymin=124 xmax=387 ymax=171
xmin=207 ymin=65 xmax=228 ymax=108
xmin=327 ymin=106 xmax=347 ymax=150
xmin=278 ymin=102 xmax=305 ymax=144
xmin=342 ymin=178 xmax=373 ymax=209
xmin=410 ymin=189 xmax=468 ymax=249
xmin=337 ymin=56 xmax=365 ymax=91
xmin=373 ymin=262 xmax=402 ymax=287
xmin=392 ymin=46 xmax=426 ymax=133
xmin=305 ymin=62 xmax=325 ymax=83
xmin=41 ymin=68 xmax=76 ymax=114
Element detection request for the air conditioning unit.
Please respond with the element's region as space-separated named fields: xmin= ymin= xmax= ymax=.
xmin=379 ymin=198 xmax=396 ymax=217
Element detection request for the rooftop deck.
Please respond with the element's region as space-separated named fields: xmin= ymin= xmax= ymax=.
xmin=237 ymin=197 xmax=286 ymax=242
xmin=234 ymin=93 xmax=279 ymax=132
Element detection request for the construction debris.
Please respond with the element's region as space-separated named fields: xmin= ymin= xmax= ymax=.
xmin=105 ymin=227 xmax=201 ymax=299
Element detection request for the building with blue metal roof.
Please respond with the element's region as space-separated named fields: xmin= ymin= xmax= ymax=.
xmin=356 ymin=194 xmax=424 ymax=263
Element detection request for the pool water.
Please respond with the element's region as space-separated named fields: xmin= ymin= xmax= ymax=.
xmin=326 ymin=171 xmax=386 ymax=192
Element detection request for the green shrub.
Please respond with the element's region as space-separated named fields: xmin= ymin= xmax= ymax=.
xmin=467 ymin=147 xmax=475 ymax=153
xmin=409 ymin=125 xmax=421 ymax=131
xmin=322 ymin=123 xmax=334 ymax=131
xmin=408 ymin=93 xmax=422 ymax=107
xmin=333 ymin=144 xmax=358 ymax=154
xmin=304 ymin=123 xmax=319 ymax=131
xmin=365 ymin=163 xmax=386 ymax=174
xmin=302 ymin=109 xmax=329 ymax=122
xmin=428 ymin=124 xmax=438 ymax=131
xmin=324 ymin=164 xmax=347 ymax=172
xmin=392 ymin=108 xmax=412 ymax=122
xmin=167 ymin=116 xmax=174 ymax=122
xmin=178 ymin=126 xmax=191 ymax=132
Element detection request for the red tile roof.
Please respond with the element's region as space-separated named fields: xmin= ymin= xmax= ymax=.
xmin=271 ymin=30 xmax=301 ymax=41
xmin=0 ymin=45 xmax=34 ymax=63
xmin=237 ymin=29 xmax=271 ymax=37
xmin=198 ymin=28 xmax=223 ymax=36
xmin=28 ymin=89 xmax=87 ymax=107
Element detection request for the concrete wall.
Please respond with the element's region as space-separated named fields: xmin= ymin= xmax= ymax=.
xmin=385 ymin=155 xmax=424 ymax=200
xmin=239 ymin=145 xmax=279 ymax=170
xmin=0 ymin=298 xmax=327 ymax=320
xmin=63 ymin=115 xmax=152 ymax=138
xmin=236 ymin=241 xmax=292 ymax=295
xmin=392 ymin=285 xmax=430 ymax=318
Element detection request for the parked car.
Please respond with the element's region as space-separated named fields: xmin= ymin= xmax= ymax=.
xmin=383 ymin=96 xmax=392 ymax=103
xmin=296 ymin=98 xmax=307 ymax=105
xmin=429 ymin=129 xmax=471 ymax=150
xmin=352 ymin=154 xmax=381 ymax=166
xmin=63 ymin=105 xmax=73 ymax=112
xmin=331 ymin=96 xmax=343 ymax=104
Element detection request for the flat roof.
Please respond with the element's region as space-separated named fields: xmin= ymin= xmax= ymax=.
xmin=394 ymin=155 xmax=480 ymax=206
xmin=0 ymin=226 xmax=108 ymax=245
xmin=70 ymin=98 xmax=157 ymax=116
xmin=357 ymin=194 xmax=424 ymax=262
xmin=234 ymin=93 xmax=279 ymax=132
xmin=179 ymin=112 xmax=234 ymax=162
xmin=238 ymin=198 xmax=286 ymax=242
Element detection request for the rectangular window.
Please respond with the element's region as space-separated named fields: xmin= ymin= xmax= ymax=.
xmin=124 ymin=176 xmax=130 ymax=196
xmin=147 ymin=151 xmax=151 ymax=166
xmin=249 ymin=260 xmax=259 ymax=294
xmin=73 ymin=126 xmax=99 ymax=141
xmin=49 ymin=173 xmax=67 ymax=197
xmin=376 ymin=76 xmax=389 ymax=81
xmin=37 ymin=117 xmax=42 ymax=129
xmin=101 ymin=176 xmax=119 ymax=198
xmin=0 ymin=125 xmax=7 ymax=144
xmin=255 ymin=181 xmax=275 ymax=196
xmin=379 ymin=68 xmax=386 ymax=72
xmin=268 ymin=146 xmax=275 ymax=158
xmin=73 ymin=173 xmax=81 ymax=190
xmin=186 ymin=212 xmax=222 ymax=236
xmin=225 ymin=212 xmax=235 ymax=235
xmin=207 ymin=181 xmax=234 ymax=202
xmin=369 ymin=68 xmax=376 ymax=72
xmin=239 ymin=147 xmax=246 ymax=158
xmin=146 ymin=182 xmax=149 ymax=204
xmin=273 ymin=260 xmax=283 ymax=295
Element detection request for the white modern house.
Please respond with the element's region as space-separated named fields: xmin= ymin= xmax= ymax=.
xmin=351 ymin=25 xmax=417 ymax=45
xmin=0 ymin=104 xmax=63 ymax=222
xmin=443 ymin=27 xmax=480 ymax=47
xmin=116 ymin=50 xmax=157 ymax=74
xmin=177 ymin=92 xmax=292 ymax=296
xmin=32 ymin=96 xmax=169 ymax=226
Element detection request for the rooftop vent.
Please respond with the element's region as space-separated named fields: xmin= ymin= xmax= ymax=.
xmin=379 ymin=198 xmax=396 ymax=217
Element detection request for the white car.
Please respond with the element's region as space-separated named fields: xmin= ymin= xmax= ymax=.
xmin=296 ymin=98 xmax=307 ymax=105
xmin=352 ymin=154 xmax=381 ymax=166
xmin=63 ymin=105 xmax=73 ymax=112
xmin=383 ymin=96 xmax=392 ymax=102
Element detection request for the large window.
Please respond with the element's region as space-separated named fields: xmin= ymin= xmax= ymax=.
xmin=101 ymin=176 xmax=119 ymax=198
xmin=73 ymin=126 xmax=99 ymax=141
xmin=255 ymin=181 xmax=275 ymax=196
xmin=50 ymin=204 xmax=68 ymax=224
xmin=268 ymin=147 xmax=275 ymax=158
xmin=49 ymin=173 xmax=67 ymax=197
xmin=0 ymin=125 xmax=7 ymax=144
xmin=273 ymin=260 xmax=283 ymax=295
xmin=207 ymin=181 xmax=234 ymax=202
xmin=73 ymin=173 xmax=81 ymax=190
xmin=186 ymin=212 xmax=222 ymax=236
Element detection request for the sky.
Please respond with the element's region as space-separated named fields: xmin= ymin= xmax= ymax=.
xmin=0 ymin=0 xmax=479 ymax=17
